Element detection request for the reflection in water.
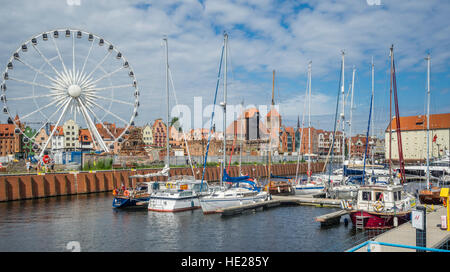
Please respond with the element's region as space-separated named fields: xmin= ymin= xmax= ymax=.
xmin=1 ymin=181 xmax=424 ymax=252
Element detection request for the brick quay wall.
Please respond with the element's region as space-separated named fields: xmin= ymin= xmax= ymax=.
xmin=0 ymin=162 xmax=324 ymax=202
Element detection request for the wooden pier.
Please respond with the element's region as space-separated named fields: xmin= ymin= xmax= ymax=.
xmin=315 ymin=210 xmax=349 ymax=226
xmin=220 ymin=195 xmax=342 ymax=217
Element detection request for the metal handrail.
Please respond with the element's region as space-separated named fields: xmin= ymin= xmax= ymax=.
xmin=346 ymin=240 xmax=450 ymax=252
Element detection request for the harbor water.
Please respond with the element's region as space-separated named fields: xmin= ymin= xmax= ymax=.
xmin=0 ymin=192 xmax=360 ymax=252
xmin=0 ymin=180 xmax=430 ymax=252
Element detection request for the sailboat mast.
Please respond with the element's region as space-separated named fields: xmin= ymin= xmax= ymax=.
xmin=340 ymin=51 xmax=345 ymax=179
xmin=426 ymin=53 xmax=431 ymax=190
xmin=268 ymin=70 xmax=275 ymax=182
xmin=164 ymin=36 xmax=170 ymax=178
xmin=349 ymin=66 xmax=355 ymax=161
xmin=307 ymin=61 xmax=312 ymax=183
xmin=371 ymin=57 xmax=375 ymax=169
xmin=222 ymin=32 xmax=228 ymax=187
xmin=389 ymin=46 xmax=393 ymax=179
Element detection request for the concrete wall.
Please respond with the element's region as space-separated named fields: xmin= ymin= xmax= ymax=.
xmin=0 ymin=162 xmax=324 ymax=202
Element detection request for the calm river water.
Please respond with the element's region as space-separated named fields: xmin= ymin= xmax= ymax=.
xmin=0 ymin=180 xmax=427 ymax=252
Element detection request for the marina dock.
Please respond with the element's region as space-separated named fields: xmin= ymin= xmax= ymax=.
xmin=220 ymin=195 xmax=342 ymax=216
xmin=350 ymin=205 xmax=450 ymax=252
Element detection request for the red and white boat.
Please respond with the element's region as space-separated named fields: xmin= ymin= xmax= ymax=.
xmin=341 ymin=184 xmax=415 ymax=229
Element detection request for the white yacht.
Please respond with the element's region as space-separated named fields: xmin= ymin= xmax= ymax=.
xmin=148 ymin=176 xmax=209 ymax=212
xmin=293 ymin=176 xmax=326 ymax=196
xmin=200 ymin=179 xmax=270 ymax=214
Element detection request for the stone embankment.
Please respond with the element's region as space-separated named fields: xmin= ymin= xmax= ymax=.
xmin=0 ymin=162 xmax=324 ymax=202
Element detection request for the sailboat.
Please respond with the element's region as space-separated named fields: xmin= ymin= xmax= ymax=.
xmin=292 ymin=61 xmax=325 ymax=196
xmin=147 ymin=37 xmax=208 ymax=212
xmin=342 ymin=46 xmax=415 ymax=229
xmin=199 ymin=32 xmax=270 ymax=214
xmin=418 ymin=54 xmax=444 ymax=205
xmin=265 ymin=70 xmax=295 ymax=196
xmin=327 ymin=56 xmax=359 ymax=199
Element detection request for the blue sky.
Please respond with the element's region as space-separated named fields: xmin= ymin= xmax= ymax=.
xmin=0 ymin=0 xmax=448 ymax=139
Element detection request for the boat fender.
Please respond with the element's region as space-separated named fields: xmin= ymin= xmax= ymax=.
xmin=124 ymin=190 xmax=130 ymax=197
xmin=112 ymin=189 xmax=117 ymax=196
xmin=277 ymin=186 xmax=281 ymax=193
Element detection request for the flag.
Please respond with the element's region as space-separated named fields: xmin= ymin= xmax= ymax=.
xmin=433 ymin=134 xmax=437 ymax=143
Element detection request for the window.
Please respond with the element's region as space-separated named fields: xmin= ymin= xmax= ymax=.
xmin=362 ymin=191 xmax=371 ymax=201
xmin=375 ymin=192 xmax=383 ymax=201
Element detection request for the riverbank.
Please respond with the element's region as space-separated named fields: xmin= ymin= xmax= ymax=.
xmin=0 ymin=162 xmax=324 ymax=202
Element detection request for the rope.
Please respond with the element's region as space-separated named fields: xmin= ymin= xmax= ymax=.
xmin=200 ymin=43 xmax=225 ymax=192
xmin=167 ymin=67 xmax=195 ymax=177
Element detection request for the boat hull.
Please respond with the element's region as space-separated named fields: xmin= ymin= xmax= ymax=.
xmin=148 ymin=195 xmax=200 ymax=212
xmin=112 ymin=196 xmax=149 ymax=209
xmin=418 ymin=189 xmax=443 ymax=205
xmin=349 ymin=210 xmax=411 ymax=230
xmin=294 ymin=185 xmax=325 ymax=195
xmin=200 ymin=193 xmax=269 ymax=214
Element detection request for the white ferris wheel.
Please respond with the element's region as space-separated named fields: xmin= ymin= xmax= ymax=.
xmin=1 ymin=28 xmax=140 ymax=159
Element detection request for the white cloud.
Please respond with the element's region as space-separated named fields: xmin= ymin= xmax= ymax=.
xmin=0 ymin=0 xmax=448 ymax=136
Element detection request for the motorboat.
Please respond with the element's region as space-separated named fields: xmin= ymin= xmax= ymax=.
xmin=342 ymin=184 xmax=415 ymax=229
xmin=148 ymin=176 xmax=209 ymax=212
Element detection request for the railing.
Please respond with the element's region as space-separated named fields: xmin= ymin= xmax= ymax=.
xmin=346 ymin=240 xmax=450 ymax=252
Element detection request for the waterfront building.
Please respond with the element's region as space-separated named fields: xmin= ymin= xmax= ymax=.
xmin=295 ymin=127 xmax=319 ymax=155
xmin=317 ymin=130 xmax=343 ymax=156
xmin=119 ymin=127 xmax=147 ymax=156
xmin=142 ymin=124 xmax=153 ymax=147
xmin=280 ymin=126 xmax=296 ymax=154
xmin=0 ymin=124 xmax=20 ymax=157
xmin=63 ymin=120 xmax=80 ymax=150
xmin=79 ymin=129 xmax=93 ymax=150
xmin=152 ymin=119 xmax=167 ymax=148
xmin=35 ymin=128 xmax=50 ymax=151
xmin=385 ymin=113 xmax=450 ymax=162
xmin=49 ymin=126 xmax=64 ymax=151
xmin=96 ymin=122 xmax=126 ymax=154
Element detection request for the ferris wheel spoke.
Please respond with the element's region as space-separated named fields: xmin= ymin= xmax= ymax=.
xmin=38 ymin=98 xmax=71 ymax=158
xmin=80 ymin=51 xmax=112 ymax=87
xmin=77 ymin=98 xmax=108 ymax=151
xmin=31 ymin=44 xmax=64 ymax=80
xmin=20 ymin=96 xmax=67 ymax=120
xmin=8 ymin=76 xmax=65 ymax=93
xmin=84 ymin=93 xmax=134 ymax=106
xmin=51 ymin=35 xmax=69 ymax=76
xmin=29 ymin=97 xmax=71 ymax=140
xmin=83 ymin=103 xmax=117 ymax=140
xmin=14 ymin=58 xmax=59 ymax=84
xmin=8 ymin=93 xmax=60 ymax=101
xmin=83 ymin=96 xmax=129 ymax=125
xmin=79 ymin=39 xmax=95 ymax=83
xmin=84 ymin=84 xmax=133 ymax=93
xmin=85 ymin=66 xmax=125 ymax=87
xmin=72 ymin=34 xmax=76 ymax=77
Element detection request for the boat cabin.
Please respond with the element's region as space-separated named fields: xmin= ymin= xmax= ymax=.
xmin=355 ymin=185 xmax=413 ymax=213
